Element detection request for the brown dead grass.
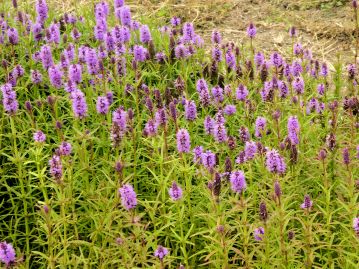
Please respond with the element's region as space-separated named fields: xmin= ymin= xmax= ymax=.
xmin=45 ymin=0 xmax=354 ymax=63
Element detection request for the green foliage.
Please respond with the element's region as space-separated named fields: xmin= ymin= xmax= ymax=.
xmin=0 ymin=1 xmax=358 ymax=268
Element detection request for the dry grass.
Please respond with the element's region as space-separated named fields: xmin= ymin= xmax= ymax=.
xmin=22 ymin=0 xmax=354 ymax=63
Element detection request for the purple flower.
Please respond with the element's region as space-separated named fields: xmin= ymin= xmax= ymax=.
xmin=59 ymin=141 xmax=72 ymax=156
xmin=48 ymin=65 xmax=63 ymax=89
xmin=204 ymin=116 xmax=215 ymax=135
xmin=270 ymin=52 xmax=283 ymax=68
xmin=212 ymin=85 xmax=224 ymax=103
xmin=317 ymin=84 xmax=325 ymax=96
xmin=291 ymin=60 xmax=303 ymax=76
xmin=224 ymin=105 xmax=236 ymax=115
xmin=353 ymin=217 xmax=359 ymax=237
xmin=177 ymin=129 xmax=191 ymax=153
xmin=1 ymin=83 xmax=18 ymax=115
xmin=112 ymin=108 xmax=127 ymax=130
xmin=33 ymin=130 xmax=46 ymax=143
xmin=49 ymin=154 xmax=62 ymax=180
xmin=278 ymin=81 xmax=289 ymax=98
xmin=293 ymin=43 xmax=303 ymax=56
xmin=85 ymin=48 xmax=99 ymax=75
xmin=246 ymin=23 xmax=256 ymax=38
xmin=7 ymin=28 xmax=19 ymax=45
xmin=40 ymin=45 xmax=53 ymax=70
xmin=254 ymin=52 xmax=265 ymax=67
xmin=320 ymin=63 xmax=328 ymax=77
xmin=114 ymin=0 xmax=124 ymax=8
xmin=155 ymin=108 xmax=167 ymax=127
xmin=49 ymin=23 xmax=60 ymax=44
xmin=239 ymin=126 xmax=250 ymax=143
xmin=144 ymin=119 xmax=158 ymax=137
xmin=254 ymin=227 xmax=265 ymax=241
xmin=140 ymin=24 xmax=152 ymax=43
xmin=133 ymin=45 xmax=148 ymax=62
xmin=196 ymin=79 xmax=211 ymax=106
xmin=170 ymin=16 xmax=181 ymax=27
xmin=343 ymin=148 xmax=350 ymax=165
xmin=118 ymin=6 xmax=132 ymax=26
xmin=300 ymin=194 xmax=313 ymax=210
xmin=96 ymin=96 xmax=110 ymax=115
xmin=184 ymin=100 xmax=197 ymax=121
xmin=155 ymin=52 xmax=167 ymax=63
xmin=287 ymin=116 xmax=300 ymax=145
xmin=230 ymin=171 xmax=246 ymax=193
xmin=0 ymin=241 xmax=16 ymax=266
xmin=193 ymin=146 xmax=203 ymax=164
xmin=244 ymin=141 xmax=257 ymax=161
xmin=213 ymin=122 xmax=227 ymax=143
xmin=347 ymin=64 xmax=356 ymax=80
xmin=36 ymin=0 xmax=49 ymax=24
xmin=236 ymin=84 xmax=248 ymax=101
xmin=68 ymin=64 xmax=82 ymax=84
xmin=29 ymin=70 xmax=41 ymax=84
xmin=211 ymin=30 xmax=221 ymax=44
xmin=292 ymin=76 xmax=304 ymax=95
xmin=70 ymin=90 xmax=87 ymax=119
xmin=182 ymin=22 xmax=195 ymax=42
xmin=118 ymin=184 xmax=137 ymax=210
xmin=154 ymin=245 xmax=169 ymax=261
xmin=289 ymin=26 xmax=297 ymax=37
xmin=175 ymin=44 xmax=189 ymax=59
xmin=357 ymin=145 xmax=359 ymax=159
xmin=169 ymin=182 xmax=183 ymax=201
xmin=212 ymin=47 xmax=222 ymax=62
xmin=225 ymin=49 xmax=236 ymax=70
xmin=201 ymin=150 xmax=216 ymax=171
xmin=255 ymin=117 xmax=267 ymax=138
xmin=265 ymin=149 xmax=286 ymax=174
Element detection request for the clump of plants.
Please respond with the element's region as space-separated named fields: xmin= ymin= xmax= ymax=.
xmin=0 ymin=0 xmax=358 ymax=268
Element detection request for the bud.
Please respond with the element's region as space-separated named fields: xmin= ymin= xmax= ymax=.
xmin=259 ymin=202 xmax=268 ymax=222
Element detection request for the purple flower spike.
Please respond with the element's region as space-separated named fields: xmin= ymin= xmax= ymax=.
xmin=184 ymin=100 xmax=197 ymax=121
xmin=300 ymin=194 xmax=313 ymax=210
xmin=140 ymin=24 xmax=152 ymax=43
xmin=254 ymin=227 xmax=265 ymax=241
xmin=201 ymin=150 xmax=216 ymax=171
xmin=0 ymin=241 xmax=16 ymax=266
xmin=255 ymin=117 xmax=267 ymax=138
xmin=353 ymin=217 xmax=359 ymax=237
xmin=244 ymin=141 xmax=257 ymax=161
xmin=49 ymin=155 xmax=63 ymax=180
xmin=118 ymin=184 xmax=137 ymax=210
xmin=292 ymin=76 xmax=304 ymax=95
xmin=70 ymin=90 xmax=88 ymax=119
xmin=59 ymin=141 xmax=72 ymax=156
xmin=176 ymin=129 xmax=191 ymax=153
xmin=230 ymin=171 xmax=246 ymax=193
xmin=224 ymin=105 xmax=236 ymax=115
xmin=236 ymin=84 xmax=248 ymax=101
xmin=36 ymin=0 xmax=49 ymax=24
xmin=154 ymin=245 xmax=169 ymax=261
xmin=193 ymin=146 xmax=203 ymax=164
xmin=7 ymin=28 xmax=19 ymax=45
xmin=1 ymin=83 xmax=19 ymax=115
xmin=265 ymin=149 xmax=286 ymax=174
xmin=169 ymin=182 xmax=183 ymax=201
xmin=48 ymin=65 xmax=63 ymax=89
xmin=96 ymin=96 xmax=110 ymax=115
xmin=33 ymin=130 xmax=46 ymax=143
xmin=287 ymin=116 xmax=300 ymax=145
xmin=246 ymin=23 xmax=257 ymax=38
xmin=211 ymin=30 xmax=221 ymax=44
